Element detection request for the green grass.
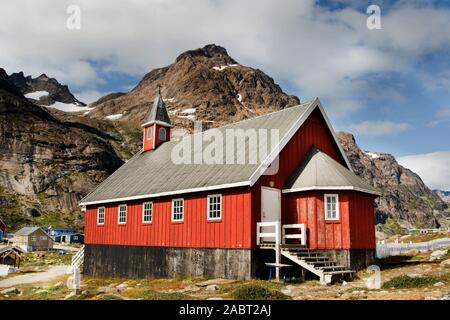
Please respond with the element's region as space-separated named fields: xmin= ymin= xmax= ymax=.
xmin=381 ymin=275 xmax=442 ymax=289
xmin=231 ymin=284 xmax=289 ymax=300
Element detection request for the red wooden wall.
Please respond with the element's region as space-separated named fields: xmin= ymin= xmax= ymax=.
xmin=143 ymin=125 xmax=154 ymax=152
xmin=250 ymin=108 xmax=349 ymax=246
xmin=143 ymin=124 xmax=171 ymax=152
xmin=283 ymin=191 xmax=376 ymax=249
xmin=84 ymin=188 xmax=252 ymax=249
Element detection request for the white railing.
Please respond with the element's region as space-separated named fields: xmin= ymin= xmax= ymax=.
xmin=71 ymin=245 xmax=85 ymax=270
xmin=376 ymin=238 xmax=450 ymax=259
xmin=282 ymin=224 xmax=306 ymax=246
xmin=256 ymin=221 xmax=281 ymax=280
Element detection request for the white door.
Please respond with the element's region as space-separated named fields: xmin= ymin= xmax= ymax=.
xmin=261 ymin=186 xmax=281 ymax=223
xmin=261 ymin=187 xmax=281 ymax=243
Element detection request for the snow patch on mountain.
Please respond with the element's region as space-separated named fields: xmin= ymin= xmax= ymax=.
xmin=25 ymin=91 xmax=49 ymax=100
xmin=105 ymin=113 xmax=123 ymax=121
xmin=212 ymin=64 xmax=238 ymax=71
xmin=46 ymin=102 xmax=93 ymax=113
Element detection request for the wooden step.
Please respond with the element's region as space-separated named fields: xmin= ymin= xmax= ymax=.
xmin=307 ymin=260 xmax=337 ymax=266
xmin=323 ymin=270 xmax=355 ymax=275
xmin=317 ymin=266 xmax=346 ymax=271
xmin=300 ymin=256 xmax=329 ymax=261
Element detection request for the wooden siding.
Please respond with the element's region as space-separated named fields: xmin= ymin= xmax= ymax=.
xmin=283 ymin=191 xmax=375 ymax=250
xmin=250 ymin=108 xmax=348 ymax=247
xmin=85 ymin=188 xmax=252 ymax=249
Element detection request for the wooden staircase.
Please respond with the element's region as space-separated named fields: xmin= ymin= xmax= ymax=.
xmin=280 ymin=245 xmax=355 ymax=284
xmin=256 ymin=222 xmax=355 ymax=284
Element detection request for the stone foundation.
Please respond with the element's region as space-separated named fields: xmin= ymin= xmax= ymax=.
xmin=320 ymin=249 xmax=375 ymax=271
xmin=84 ymin=244 xmax=257 ymax=279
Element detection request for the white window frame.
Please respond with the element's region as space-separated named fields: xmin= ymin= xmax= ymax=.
xmin=97 ymin=207 xmax=105 ymax=225
xmin=31 ymin=236 xmax=37 ymax=242
xmin=147 ymin=127 xmax=153 ymax=140
xmin=171 ymin=198 xmax=184 ymax=222
xmin=118 ymin=204 xmax=127 ymax=224
xmin=207 ymin=194 xmax=222 ymax=221
xmin=324 ymin=194 xmax=339 ymax=221
xmin=40 ymin=236 xmax=46 ymax=241
xmin=142 ymin=201 xmax=153 ymax=224
xmin=159 ymin=127 xmax=167 ymax=141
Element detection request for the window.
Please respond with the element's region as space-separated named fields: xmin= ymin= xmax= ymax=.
xmin=40 ymin=236 xmax=46 ymax=241
xmin=143 ymin=202 xmax=153 ymax=223
xmin=118 ymin=204 xmax=127 ymax=224
xmin=31 ymin=236 xmax=37 ymax=242
xmin=159 ymin=127 xmax=167 ymax=141
xmin=73 ymin=236 xmax=78 ymax=240
xmin=171 ymin=198 xmax=184 ymax=222
xmin=324 ymin=194 xmax=339 ymax=220
xmin=147 ymin=127 xmax=152 ymax=140
xmin=97 ymin=207 xmax=105 ymax=225
xmin=207 ymin=194 xmax=222 ymax=220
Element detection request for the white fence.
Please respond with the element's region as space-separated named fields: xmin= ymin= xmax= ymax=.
xmin=376 ymin=238 xmax=450 ymax=259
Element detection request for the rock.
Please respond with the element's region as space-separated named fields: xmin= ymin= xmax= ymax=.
xmin=440 ymin=259 xmax=450 ymax=266
xmin=430 ymin=250 xmax=447 ymax=261
xmin=1 ymin=287 xmax=20 ymax=295
xmin=24 ymin=207 xmax=41 ymax=218
xmin=116 ymin=282 xmax=129 ymax=290
xmin=403 ymin=249 xmax=419 ymax=256
xmin=99 ymin=286 xmax=120 ymax=294
xmin=434 ymin=282 xmax=444 ymax=287
xmin=35 ymin=289 xmax=49 ymax=294
xmin=53 ymin=281 xmax=64 ymax=289
xmin=206 ymin=284 xmax=219 ymax=291
xmin=342 ymin=281 xmax=348 ymax=286
xmin=64 ymin=292 xmax=77 ymax=300
xmin=81 ymin=290 xmax=97 ymax=295
xmin=195 ymin=278 xmax=236 ymax=287
xmin=207 ymin=297 xmax=224 ymax=300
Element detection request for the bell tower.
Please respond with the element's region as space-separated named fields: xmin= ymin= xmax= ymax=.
xmin=142 ymin=88 xmax=173 ymax=152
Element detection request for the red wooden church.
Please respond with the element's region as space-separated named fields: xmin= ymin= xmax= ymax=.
xmin=80 ymin=94 xmax=380 ymax=282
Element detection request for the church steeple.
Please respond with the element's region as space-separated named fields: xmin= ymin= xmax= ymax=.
xmin=142 ymin=88 xmax=173 ymax=152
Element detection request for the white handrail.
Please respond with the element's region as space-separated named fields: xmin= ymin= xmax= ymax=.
xmin=282 ymin=223 xmax=306 ymax=246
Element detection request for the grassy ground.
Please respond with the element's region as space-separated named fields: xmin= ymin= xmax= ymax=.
xmin=0 ymin=248 xmax=448 ymax=300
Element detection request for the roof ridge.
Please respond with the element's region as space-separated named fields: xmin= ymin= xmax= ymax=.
xmin=168 ymin=100 xmax=314 ymax=144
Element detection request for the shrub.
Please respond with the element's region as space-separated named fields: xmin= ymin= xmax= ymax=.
xmin=232 ymin=284 xmax=288 ymax=300
xmin=381 ymin=275 xmax=440 ymax=289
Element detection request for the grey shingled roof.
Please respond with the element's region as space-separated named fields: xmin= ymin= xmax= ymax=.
xmin=142 ymin=93 xmax=172 ymax=126
xmin=283 ymin=147 xmax=380 ymax=195
xmin=80 ymin=101 xmax=317 ymax=205
xmin=14 ymin=226 xmax=44 ymax=236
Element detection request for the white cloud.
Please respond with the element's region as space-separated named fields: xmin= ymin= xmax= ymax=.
xmin=427 ymin=107 xmax=450 ymax=127
xmin=351 ymin=120 xmax=412 ymax=137
xmin=398 ymin=151 xmax=450 ymax=190
xmin=0 ymin=0 xmax=449 ymax=108
xmin=74 ymin=90 xmax=108 ymax=104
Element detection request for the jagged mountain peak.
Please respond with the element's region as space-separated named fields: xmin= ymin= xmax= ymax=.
xmin=336 ymin=131 xmax=447 ymax=234
xmin=7 ymin=70 xmax=86 ymax=108
xmin=88 ymin=44 xmax=299 ymax=130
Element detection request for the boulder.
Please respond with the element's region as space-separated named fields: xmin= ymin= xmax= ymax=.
xmin=53 ymin=281 xmax=64 ymax=289
xmin=206 ymin=284 xmax=219 ymax=291
xmin=1 ymin=287 xmax=20 ymax=295
xmin=35 ymin=289 xmax=49 ymax=294
xmin=440 ymin=259 xmax=450 ymax=266
xmin=430 ymin=250 xmax=447 ymax=261
xmin=116 ymin=282 xmax=129 ymax=290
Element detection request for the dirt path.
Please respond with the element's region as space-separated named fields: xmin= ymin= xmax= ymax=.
xmin=0 ymin=265 xmax=68 ymax=288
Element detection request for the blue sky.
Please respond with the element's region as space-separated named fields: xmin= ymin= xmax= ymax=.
xmin=1 ymin=0 xmax=449 ymax=189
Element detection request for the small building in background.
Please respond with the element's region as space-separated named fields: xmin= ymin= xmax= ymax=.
xmin=0 ymin=246 xmax=25 ymax=268
xmin=53 ymin=232 xmax=84 ymax=244
xmin=46 ymin=228 xmax=79 ymax=237
xmin=11 ymin=227 xmax=53 ymax=252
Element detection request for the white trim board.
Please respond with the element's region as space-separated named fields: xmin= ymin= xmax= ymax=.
xmin=282 ymin=186 xmax=381 ymax=196
xmin=79 ymin=181 xmax=250 ymax=206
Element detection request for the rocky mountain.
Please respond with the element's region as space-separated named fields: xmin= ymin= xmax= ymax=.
xmin=8 ymin=71 xmax=86 ymax=107
xmin=88 ymin=44 xmax=299 ymax=133
xmin=337 ymin=132 xmax=448 ymax=236
xmin=0 ymin=68 xmax=123 ymax=229
xmin=434 ymin=190 xmax=450 ymax=204
xmin=0 ymin=45 xmax=446 ymax=235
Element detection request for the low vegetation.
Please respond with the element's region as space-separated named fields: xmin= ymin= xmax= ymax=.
xmin=382 ymin=274 xmax=448 ymax=289
xmin=231 ymin=284 xmax=289 ymax=300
